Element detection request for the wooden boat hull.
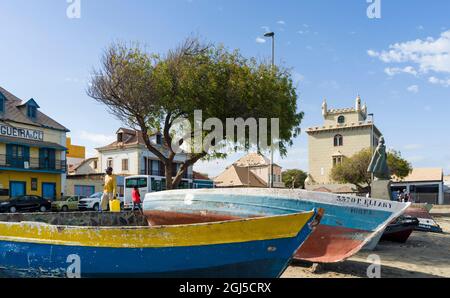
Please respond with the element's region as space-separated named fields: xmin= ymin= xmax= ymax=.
xmin=143 ymin=188 xmax=411 ymax=263
xmin=0 ymin=210 xmax=318 ymax=278
xmin=381 ymin=216 xmax=419 ymax=243
xmin=405 ymin=206 xmax=443 ymax=233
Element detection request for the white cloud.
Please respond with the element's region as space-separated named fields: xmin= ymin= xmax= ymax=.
xmin=368 ymin=30 xmax=450 ymax=74
xmin=255 ymin=37 xmax=266 ymax=44
xmin=384 ymin=66 xmax=418 ymax=76
xmin=407 ymin=85 xmax=419 ymax=93
xmin=429 ymin=76 xmax=450 ymax=87
xmin=277 ymin=20 xmax=286 ymax=25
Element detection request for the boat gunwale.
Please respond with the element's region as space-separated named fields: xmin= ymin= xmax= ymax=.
xmin=0 ymin=210 xmax=317 ymax=249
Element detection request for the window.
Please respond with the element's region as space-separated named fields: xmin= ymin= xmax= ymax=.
xmin=39 ymin=148 xmax=56 ymax=170
xmin=107 ymin=158 xmax=113 ymax=169
xmin=334 ymin=134 xmax=343 ymax=147
xmin=0 ymin=93 xmax=5 ymax=113
xmin=122 ymin=159 xmax=129 ymax=171
xmin=93 ymin=160 xmax=98 ymax=169
xmin=337 ymin=115 xmax=345 ymax=124
xmin=117 ymin=133 xmax=123 ymax=143
xmin=27 ymin=105 xmax=37 ymax=119
xmin=156 ymin=134 xmax=162 ymax=145
xmin=6 ymin=145 xmax=30 ymax=168
xmin=125 ymin=178 xmax=148 ymax=188
xmin=333 ymin=156 xmax=344 ymax=166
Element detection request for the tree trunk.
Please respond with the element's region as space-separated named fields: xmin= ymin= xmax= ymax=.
xmin=164 ymin=162 xmax=174 ymax=190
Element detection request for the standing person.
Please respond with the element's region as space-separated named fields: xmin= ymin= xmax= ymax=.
xmin=101 ymin=167 xmax=117 ymax=212
xmin=132 ymin=186 xmax=143 ymax=214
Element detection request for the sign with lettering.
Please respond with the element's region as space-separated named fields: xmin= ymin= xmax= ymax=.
xmin=0 ymin=124 xmax=44 ymax=141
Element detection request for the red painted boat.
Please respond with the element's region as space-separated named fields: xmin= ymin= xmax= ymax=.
xmin=143 ymin=188 xmax=410 ymax=263
xmin=380 ymin=216 xmax=419 ymax=243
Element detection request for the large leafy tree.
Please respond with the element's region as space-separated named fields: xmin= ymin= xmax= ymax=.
xmin=88 ymin=38 xmax=303 ymax=189
xmin=282 ymin=169 xmax=308 ymax=189
xmin=330 ymin=148 xmax=412 ymax=193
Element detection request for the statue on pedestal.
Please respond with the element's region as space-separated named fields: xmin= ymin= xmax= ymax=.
xmin=368 ymin=136 xmax=390 ymax=180
xmin=368 ymin=136 xmax=392 ymax=200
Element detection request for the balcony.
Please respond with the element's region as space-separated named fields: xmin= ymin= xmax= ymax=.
xmin=0 ymin=155 xmax=67 ymax=173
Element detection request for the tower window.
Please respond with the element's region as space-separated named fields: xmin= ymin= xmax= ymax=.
xmin=334 ymin=134 xmax=343 ymax=147
xmin=337 ymin=115 xmax=345 ymax=124
xmin=333 ymin=156 xmax=344 ymax=166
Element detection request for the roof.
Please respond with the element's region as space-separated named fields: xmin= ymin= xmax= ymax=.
xmin=312 ymin=187 xmax=332 ymax=193
xmin=97 ymin=128 xmax=165 ymax=151
xmin=73 ymin=157 xmax=98 ymax=171
xmin=214 ymin=164 xmax=267 ymax=188
xmin=306 ymin=121 xmax=381 ymax=135
xmin=0 ymin=86 xmax=69 ymax=132
xmin=393 ymin=168 xmax=443 ymax=183
xmin=193 ymin=171 xmax=211 ymax=181
xmin=234 ymin=152 xmax=281 ymax=168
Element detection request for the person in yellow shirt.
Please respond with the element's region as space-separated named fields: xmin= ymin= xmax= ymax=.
xmin=101 ymin=167 xmax=117 ymax=211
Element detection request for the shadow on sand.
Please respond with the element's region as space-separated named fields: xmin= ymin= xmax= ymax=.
xmin=290 ymin=259 xmax=443 ymax=278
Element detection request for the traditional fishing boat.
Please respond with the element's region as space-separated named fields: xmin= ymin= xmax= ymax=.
xmin=405 ymin=205 xmax=443 ymax=233
xmin=143 ymin=188 xmax=410 ymax=263
xmin=0 ymin=210 xmax=319 ymax=278
xmin=380 ymin=216 xmax=419 ymax=243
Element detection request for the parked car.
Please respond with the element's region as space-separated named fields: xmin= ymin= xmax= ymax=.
xmin=78 ymin=192 xmax=103 ymax=211
xmin=78 ymin=192 xmax=124 ymax=211
xmin=0 ymin=196 xmax=52 ymax=213
xmin=51 ymin=195 xmax=86 ymax=212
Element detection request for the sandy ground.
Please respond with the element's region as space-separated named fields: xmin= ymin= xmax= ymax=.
xmin=282 ymin=206 xmax=450 ymax=278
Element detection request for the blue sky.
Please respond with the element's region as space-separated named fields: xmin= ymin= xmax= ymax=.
xmin=0 ymin=0 xmax=449 ymax=176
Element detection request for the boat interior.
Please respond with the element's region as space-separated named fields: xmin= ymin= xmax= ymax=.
xmin=0 ymin=211 xmax=149 ymax=227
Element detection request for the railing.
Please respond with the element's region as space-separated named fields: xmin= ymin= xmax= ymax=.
xmin=139 ymin=169 xmax=193 ymax=180
xmin=0 ymin=155 xmax=67 ymax=172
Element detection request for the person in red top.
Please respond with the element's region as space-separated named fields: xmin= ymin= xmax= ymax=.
xmin=131 ymin=186 xmax=143 ymax=214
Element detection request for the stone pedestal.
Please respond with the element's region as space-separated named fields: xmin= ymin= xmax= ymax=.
xmin=371 ymin=179 xmax=392 ymax=201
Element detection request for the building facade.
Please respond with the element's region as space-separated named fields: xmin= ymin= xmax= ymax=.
xmin=96 ymin=128 xmax=194 ymax=191
xmin=66 ymin=137 xmax=86 ymax=171
xmin=306 ymin=96 xmax=382 ymax=191
xmin=392 ymin=168 xmax=445 ymax=205
xmin=214 ymin=153 xmax=284 ymax=188
xmin=0 ymin=87 xmax=68 ymax=201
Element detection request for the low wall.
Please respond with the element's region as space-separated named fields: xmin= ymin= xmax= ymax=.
xmin=0 ymin=211 xmax=148 ymax=227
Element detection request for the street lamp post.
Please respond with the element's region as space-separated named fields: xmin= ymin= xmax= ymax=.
xmin=264 ymin=32 xmax=275 ymax=188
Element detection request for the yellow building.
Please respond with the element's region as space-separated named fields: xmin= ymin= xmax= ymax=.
xmin=0 ymin=87 xmax=69 ymax=201
xmin=66 ymin=137 xmax=86 ymax=171
xmin=305 ymin=96 xmax=382 ymax=192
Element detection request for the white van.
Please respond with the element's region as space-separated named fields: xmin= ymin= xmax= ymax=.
xmin=123 ymin=176 xmax=165 ymax=210
xmin=124 ymin=175 xmax=194 ymax=210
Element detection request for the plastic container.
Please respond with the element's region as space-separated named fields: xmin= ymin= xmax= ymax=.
xmin=109 ymin=199 xmax=121 ymax=213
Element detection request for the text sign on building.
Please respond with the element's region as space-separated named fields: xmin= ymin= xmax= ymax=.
xmin=0 ymin=124 xmax=44 ymax=141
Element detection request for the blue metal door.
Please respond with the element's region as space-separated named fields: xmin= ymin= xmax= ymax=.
xmin=10 ymin=181 xmax=26 ymax=197
xmin=42 ymin=183 xmax=56 ymax=201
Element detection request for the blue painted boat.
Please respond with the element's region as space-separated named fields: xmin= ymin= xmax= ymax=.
xmin=0 ymin=210 xmax=319 ymax=278
xmin=143 ymin=188 xmax=410 ymax=263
